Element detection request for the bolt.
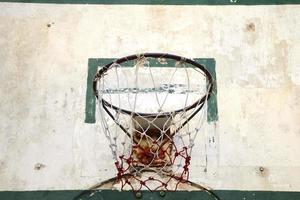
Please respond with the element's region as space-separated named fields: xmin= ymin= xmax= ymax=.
xmin=135 ymin=192 xmax=142 ymax=199
xmin=259 ymin=167 xmax=264 ymax=172
xmin=159 ymin=191 xmax=166 ymax=197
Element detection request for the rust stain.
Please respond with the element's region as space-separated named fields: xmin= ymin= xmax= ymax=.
xmin=246 ymin=22 xmax=256 ymax=32
xmin=243 ymin=19 xmax=260 ymax=45
xmin=258 ymin=167 xmax=267 ymax=176
xmin=47 ymin=22 xmax=54 ymax=28
xmin=257 ymin=166 xmax=269 ymax=178
xmin=255 ymin=166 xmax=272 ymax=189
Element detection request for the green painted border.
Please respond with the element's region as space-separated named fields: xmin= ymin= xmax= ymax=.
xmin=84 ymin=58 xmax=114 ymax=123
xmin=85 ymin=58 xmax=114 ymax=123
xmin=195 ymin=58 xmax=218 ymax=122
xmin=0 ymin=190 xmax=300 ymax=200
xmin=84 ymin=57 xmax=218 ymax=124
xmin=1 ymin=0 xmax=300 ymax=4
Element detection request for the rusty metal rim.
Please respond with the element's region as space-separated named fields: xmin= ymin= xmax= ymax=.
xmin=92 ymin=53 xmax=213 ymax=117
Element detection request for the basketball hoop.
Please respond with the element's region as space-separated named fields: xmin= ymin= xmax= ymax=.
xmin=81 ymin=53 xmax=219 ymax=199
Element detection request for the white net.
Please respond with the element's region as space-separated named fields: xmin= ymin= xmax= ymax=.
xmin=93 ymin=54 xmax=212 ymax=192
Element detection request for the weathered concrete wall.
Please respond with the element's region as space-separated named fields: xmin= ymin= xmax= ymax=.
xmin=0 ymin=3 xmax=299 ymax=191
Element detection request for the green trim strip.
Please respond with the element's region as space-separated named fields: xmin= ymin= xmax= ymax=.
xmin=1 ymin=0 xmax=300 ymax=4
xmin=84 ymin=58 xmax=218 ymax=123
xmin=195 ymin=58 xmax=218 ymax=122
xmin=0 ymin=190 xmax=299 ymax=200
xmin=85 ymin=58 xmax=114 ymax=123
xmin=84 ymin=59 xmax=96 ymax=123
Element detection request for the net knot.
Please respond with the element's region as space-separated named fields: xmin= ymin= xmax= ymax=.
xmin=178 ymin=176 xmax=184 ymax=181
xmin=115 ymin=161 xmax=120 ymax=168
xmin=183 ymin=165 xmax=189 ymax=171
xmin=140 ymin=181 xmax=146 ymax=186
xmin=126 ymin=157 xmax=133 ymax=164
xmin=117 ymin=171 xmax=123 ymax=178
xmin=175 ymin=57 xmax=187 ymax=67
xmin=161 ymin=182 xmax=168 ymax=187
xmin=185 ymin=156 xmax=191 ymax=165
xmin=186 ymin=156 xmax=191 ymax=162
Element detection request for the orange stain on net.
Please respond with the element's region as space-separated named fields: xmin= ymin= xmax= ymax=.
xmin=132 ymin=129 xmax=173 ymax=167
xmin=114 ymin=128 xmax=191 ymax=191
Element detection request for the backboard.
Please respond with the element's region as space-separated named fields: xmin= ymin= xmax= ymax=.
xmin=0 ymin=1 xmax=300 ymax=200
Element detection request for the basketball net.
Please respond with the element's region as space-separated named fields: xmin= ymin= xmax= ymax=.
xmin=93 ymin=54 xmax=212 ymax=192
